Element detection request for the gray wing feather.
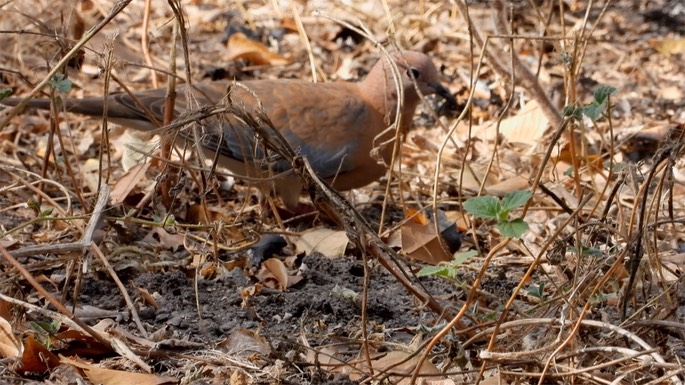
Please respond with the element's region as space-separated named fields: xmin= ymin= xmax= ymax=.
xmin=197 ymin=124 xmax=356 ymax=179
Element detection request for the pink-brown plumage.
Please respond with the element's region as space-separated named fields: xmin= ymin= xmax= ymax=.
xmin=3 ymin=51 xmax=454 ymax=209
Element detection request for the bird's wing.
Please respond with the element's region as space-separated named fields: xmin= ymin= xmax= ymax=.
xmin=194 ymin=80 xmax=376 ymax=180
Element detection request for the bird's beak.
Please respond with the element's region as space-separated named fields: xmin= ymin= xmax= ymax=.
xmin=432 ymin=83 xmax=456 ymax=104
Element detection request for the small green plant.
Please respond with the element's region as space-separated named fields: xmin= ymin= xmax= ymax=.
xmin=526 ymin=282 xmax=545 ymax=300
xmin=151 ymin=213 xmax=176 ymax=228
xmin=30 ymin=319 xmax=61 ymax=348
xmin=417 ymin=250 xmax=478 ymax=282
xmin=49 ymin=74 xmax=74 ymax=94
xmin=0 ymin=88 xmax=11 ymax=100
xmin=463 ymin=189 xmax=532 ymax=238
xmin=563 ymin=85 xmax=617 ymax=122
xmin=568 ymin=244 xmax=604 ymax=258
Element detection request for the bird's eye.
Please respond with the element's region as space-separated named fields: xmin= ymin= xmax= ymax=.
xmin=406 ymin=67 xmax=420 ymax=79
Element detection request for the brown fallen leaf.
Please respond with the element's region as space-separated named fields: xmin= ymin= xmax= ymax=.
xmin=649 ymin=38 xmax=685 ymax=56
xmin=18 ymin=335 xmax=60 ymax=373
xmin=401 ymin=219 xmax=453 ymax=265
xmin=61 ymin=355 xmax=177 ymax=385
xmin=142 ymin=227 xmax=184 ymax=251
xmin=109 ymin=162 xmax=151 ymax=205
xmin=227 ymin=32 xmax=290 ymax=66
xmin=256 ymin=258 xmax=303 ymax=290
xmin=351 ymin=350 xmax=444 ymax=384
xmin=295 ymin=228 xmax=349 ymax=258
xmin=479 ymin=100 xmax=549 ymax=145
xmin=0 ymin=316 xmax=21 ymax=359
xmin=217 ymin=328 xmax=271 ymax=357
xmin=186 ymin=203 xmax=232 ymax=224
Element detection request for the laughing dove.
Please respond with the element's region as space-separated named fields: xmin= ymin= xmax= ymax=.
xmin=3 ymin=50 xmax=454 ymax=209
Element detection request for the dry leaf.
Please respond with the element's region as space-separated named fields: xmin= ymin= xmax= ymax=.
xmin=295 ymin=228 xmax=349 ymax=258
xmin=649 ymin=38 xmax=685 ymax=56
xmin=659 ymin=85 xmax=683 ymax=101
xmin=186 ymin=203 xmax=232 ymax=224
xmin=352 ymin=351 xmax=443 ymax=384
xmin=218 ymin=328 xmax=271 ymax=357
xmin=485 ymin=175 xmax=530 ymax=197
xmin=240 ymin=284 xmax=263 ymax=307
xmin=256 ymin=258 xmax=303 ymax=290
xmin=134 ymin=286 xmax=160 ymax=310
xmin=407 ymin=208 xmax=429 ymax=225
xmin=227 ymin=32 xmax=290 ymax=66
xmin=279 ymin=17 xmax=298 ymax=32
xmin=142 ymin=227 xmax=184 ymax=251
xmin=0 ymin=317 xmax=20 ymax=359
xmin=61 ymin=355 xmax=177 ymax=385
xmin=110 ymin=162 xmax=151 ymax=205
xmin=484 ymin=100 xmax=549 ymax=145
xmin=18 ymin=335 xmax=60 ymax=373
xmin=400 ymin=220 xmax=453 ymax=265
xmin=115 ymin=130 xmax=157 ymax=172
xmin=305 ymin=346 xmax=348 ymax=372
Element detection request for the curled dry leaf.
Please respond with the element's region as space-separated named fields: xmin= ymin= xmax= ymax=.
xmin=227 ymin=32 xmax=290 ymax=66
xmin=186 ymin=203 xmax=232 ymax=224
xmin=142 ymin=227 xmax=184 ymax=252
xmin=256 ymin=258 xmax=303 ymax=291
xmin=0 ymin=316 xmax=21 ymax=359
xmin=240 ymin=283 xmax=263 ymax=307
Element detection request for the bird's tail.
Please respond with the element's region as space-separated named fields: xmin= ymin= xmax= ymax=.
xmin=1 ymin=96 xmax=158 ymax=131
xmin=3 ymin=97 xmax=107 ymax=116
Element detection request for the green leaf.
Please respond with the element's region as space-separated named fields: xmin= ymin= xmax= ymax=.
xmin=605 ymin=161 xmax=625 ymax=172
xmin=164 ymin=214 xmax=176 ymax=226
xmin=50 ymin=74 xmax=73 ymax=93
xmin=31 ymin=319 xmax=61 ymax=334
xmin=526 ymin=282 xmax=545 ymax=299
xmin=417 ymin=265 xmax=449 ymax=277
xmin=497 ymin=210 xmax=510 ymax=223
xmin=418 ymin=251 xmax=477 ymax=278
xmin=498 ymin=218 xmax=529 ymax=238
xmin=27 ymin=199 xmax=40 ymax=214
xmin=584 ymin=247 xmax=604 ymax=258
xmin=39 ymin=208 xmax=54 ymax=217
xmin=581 ymin=102 xmax=605 ymax=121
xmin=484 ymin=311 xmax=498 ymax=321
xmin=501 ymin=190 xmax=532 ymax=211
xmin=569 ymin=245 xmax=604 ymax=258
xmin=463 ymin=196 xmax=500 ymax=219
xmin=562 ymin=104 xmax=582 ymax=119
xmin=589 ymin=291 xmax=607 ymax=304
xmin=0 ymin=88 xmax=12 ymax=100
xmin=580 ymin=86 xmax=617 ymax=121
xmin=452 ymin=250 xmax=478 ymax=265
xmin=594 ymin=86 xmax=617 ymax=104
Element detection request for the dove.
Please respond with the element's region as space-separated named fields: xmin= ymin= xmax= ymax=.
xmin=3 ymin=50 xmax=455 ymax=209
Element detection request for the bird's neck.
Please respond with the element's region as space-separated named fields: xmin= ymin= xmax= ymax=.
xmin=357 ymin=78 xmax=419 ymax=133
